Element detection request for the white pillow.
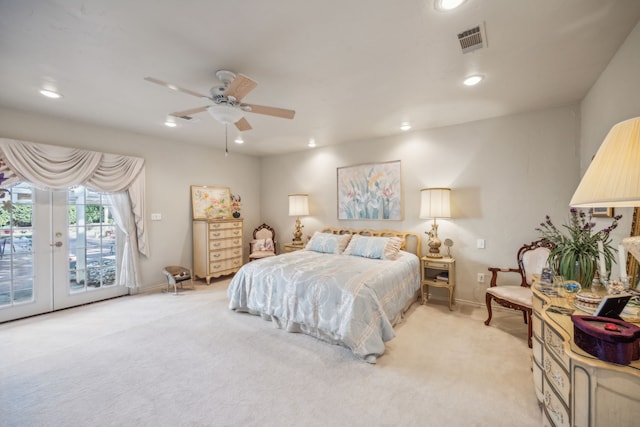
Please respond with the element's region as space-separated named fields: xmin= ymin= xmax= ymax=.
xmin=252 ymin=238 xmax=274 ymax=252
xmin=343 ymin=235 xmax=402 ymax=260
xmin=304 ymin=232 xmax=352 ymax=254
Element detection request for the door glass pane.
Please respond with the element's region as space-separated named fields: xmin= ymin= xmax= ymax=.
xmin=67 ymin=187 xmax=117 ymax=293
xmin=0 ymin=183 xmax=34 ymax=306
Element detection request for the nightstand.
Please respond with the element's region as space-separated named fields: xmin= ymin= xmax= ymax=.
xmin=421 ymin=257 xmax=456 ymax=311
xmin=283 ymin=242 xmax=305 ymax=253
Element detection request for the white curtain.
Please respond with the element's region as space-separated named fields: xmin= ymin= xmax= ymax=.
xmin=106 ymin=192 xmax=141 ymax=288
xmin=0 ymin=138 xmax=148 ymax=289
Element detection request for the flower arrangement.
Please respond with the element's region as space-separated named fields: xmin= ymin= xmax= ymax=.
xmin=536 ymin=208 xmax=621 ymax=287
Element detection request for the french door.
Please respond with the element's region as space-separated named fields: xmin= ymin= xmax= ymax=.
xmin=0 ymin=184 xmax=127 ymax=322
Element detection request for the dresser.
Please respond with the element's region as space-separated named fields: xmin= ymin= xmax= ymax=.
xmin=531 ymin=281 xmax=640 ymax=426
xmin=193 ymin=218 xmax=243 ymax=284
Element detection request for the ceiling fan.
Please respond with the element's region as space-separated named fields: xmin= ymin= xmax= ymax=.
xmin=144 ymin=70 xmax=295 ymax=131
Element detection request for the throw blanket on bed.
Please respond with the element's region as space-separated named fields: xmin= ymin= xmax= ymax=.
xmin=227 ymin=250 xmax=420 ymax=362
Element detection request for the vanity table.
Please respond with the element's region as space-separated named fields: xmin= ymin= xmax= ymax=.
xmin=531 ymin=280 xmax=640 ymax=426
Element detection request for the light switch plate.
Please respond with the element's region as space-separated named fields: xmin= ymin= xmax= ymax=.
xmin=477 ymin=239 xmax=485 ymax=249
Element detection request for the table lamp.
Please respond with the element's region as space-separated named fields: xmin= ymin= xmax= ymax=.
xmin=420 ymin=188 xmax=451 ymax=258
xmin=288 ymin=194 xmax=309 ymax=245
xmin=570 ymin=117 xmax=640 ymax=287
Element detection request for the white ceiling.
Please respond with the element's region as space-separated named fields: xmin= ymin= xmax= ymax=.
xmin=1 ymin=1 xmax=639 ymax=157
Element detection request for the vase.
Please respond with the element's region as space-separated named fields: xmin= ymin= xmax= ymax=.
xmin=558 ymin=259 xmax=595 ymax=289
xmin=232 ymin=211 xmax=240 ymax=218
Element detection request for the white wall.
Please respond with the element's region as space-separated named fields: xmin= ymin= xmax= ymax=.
xmin=580 ymin=20 xmax=640 ymax=249
xmin=260 ymin=106 xmax=581 ymax=305
xmin=0 ymin=108 xmax=261 ymax=291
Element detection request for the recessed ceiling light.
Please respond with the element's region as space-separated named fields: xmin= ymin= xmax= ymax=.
xmin=308 ymin=138 xmax=316 ymax=148
xmin=234 ymin=136 xmax=244 ymax=144
xmin=400 ymin=122 xmax=412 ymax=131
xmin=434 ymin=0 xmax=467 ymax=12
xmin=463 ymin=75 xmax=483 ymax=86
xmin=39 ymin=89 xmax=62 ymax=99
xmin=164 ymin=120 xmax=177 ymax=128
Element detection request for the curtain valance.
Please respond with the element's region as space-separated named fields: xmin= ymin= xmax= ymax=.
xmin=0 ymin=138 xmax=148 ymax=256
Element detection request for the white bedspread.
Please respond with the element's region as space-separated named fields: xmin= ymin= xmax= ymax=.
xmin=227 ymin=250 xmax=420 ymax=362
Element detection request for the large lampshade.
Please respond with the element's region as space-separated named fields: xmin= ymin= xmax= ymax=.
xmin=420 ymin=188 xmax=451 ymax=219
xmin=288 ymin=194 xmax=309 ymax=216
xmin=570 ymin=117 xmax=640 ymax=286
xmin=570 ymin=117 xmax=640 ymax=208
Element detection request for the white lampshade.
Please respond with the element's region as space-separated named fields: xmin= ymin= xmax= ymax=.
xmin=206 ymin=104 xmax=244 ymax=125
xmin=420 ymin=188 xmax=451 ymax=219
xmin=288 ymin=194 xmax=309 ymax=216
xmin=570 ymin=117 xmax=640 ymax=208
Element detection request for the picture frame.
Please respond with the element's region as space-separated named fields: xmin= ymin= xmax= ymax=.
xmin=593 ymin=207 xmax=614 ymax=218
xmin=337 ymin=160 xmax=403 ymax=220
xmin=190 ymin=185 xmax=231 ymax=220
xmin=594 ymin=294 xmax=632 ymax=320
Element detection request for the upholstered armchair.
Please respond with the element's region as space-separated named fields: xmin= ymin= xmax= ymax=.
xmin=249 ymin=223 xmax=277 ymax=261
xmin=485 ymin=239 xmax=553 ymax=347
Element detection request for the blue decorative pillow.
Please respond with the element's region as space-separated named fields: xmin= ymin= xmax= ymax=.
xmin=343 ymin=235 xmax=402 ymax=260
xmin=304 ymin=232 xmax=352 ymax=254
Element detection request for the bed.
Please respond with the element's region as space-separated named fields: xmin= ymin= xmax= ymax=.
xmin=227 ymin=228 xmax=422 ymax=363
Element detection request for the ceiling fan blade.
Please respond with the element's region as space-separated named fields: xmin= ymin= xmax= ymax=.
xmin=224 ymin=74 xmax=257 ymax=102
xmin=234 ymin=117 xmax=252 ymax=131
xmin=169 ymin=106 xmax=208 ymax=118
xmin=144 ymin=77 xmax=209 ymax=99
xmin=244 ymin=103 xmax=296 ymax=119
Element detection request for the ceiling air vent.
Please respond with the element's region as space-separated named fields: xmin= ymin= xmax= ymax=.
xmin=457 ymin=22 xmax=487 ymax=54
xmin=176 ymin=115 xmax=200 ymax=123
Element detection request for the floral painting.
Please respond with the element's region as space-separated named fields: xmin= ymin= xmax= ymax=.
xmin=191 ymin=186 xmax=231 ymax=219
xmin=337 ymin=160 xmax=402 ymax=220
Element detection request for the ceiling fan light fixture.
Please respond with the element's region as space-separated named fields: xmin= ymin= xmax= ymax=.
xmin=308 ymin=138 xmax=316 ymax=148
xmin=206 ymin=104 xmax=244 ymax=125
xmin=164 ymin=120 xmax=177 ymax=128
xmin=400 ymin=122 xmax=412 ymax=131
xmin=234 ymin=136 xmax=244 ymax=144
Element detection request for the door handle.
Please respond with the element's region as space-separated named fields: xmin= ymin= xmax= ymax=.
xmin=50 ymin=241 xmax=63 ymax=247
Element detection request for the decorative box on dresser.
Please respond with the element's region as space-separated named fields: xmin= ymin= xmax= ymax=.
xmin=193 ymin=218 xmax=243 ymax=284
xmin=531 ymin=279 xmax=640 ymax=427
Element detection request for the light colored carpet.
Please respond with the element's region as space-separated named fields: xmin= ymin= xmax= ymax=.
xmin=0 ymin=280 xmax=542 ymax=427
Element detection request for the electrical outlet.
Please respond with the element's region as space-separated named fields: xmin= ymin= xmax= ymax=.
xmin=151 ymin=213 xmax=162 ymax=221
xmin=477 ymin=273 xmax=485 ymax=283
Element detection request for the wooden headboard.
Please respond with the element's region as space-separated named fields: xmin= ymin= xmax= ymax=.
xmin=320 ymin=227 xmax=422 ymax=258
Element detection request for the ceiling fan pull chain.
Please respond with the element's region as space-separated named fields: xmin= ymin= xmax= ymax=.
xmin=225 ymin=124 xmax=229 ymax=157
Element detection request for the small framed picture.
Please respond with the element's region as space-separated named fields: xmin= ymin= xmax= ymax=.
xmin=191 ymin=185 xmax=231 ymax=220
xmin=592 ymin=207 xmax=614 ymax=218
xmin=540 ymin=267 xmax=554 ymax=284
